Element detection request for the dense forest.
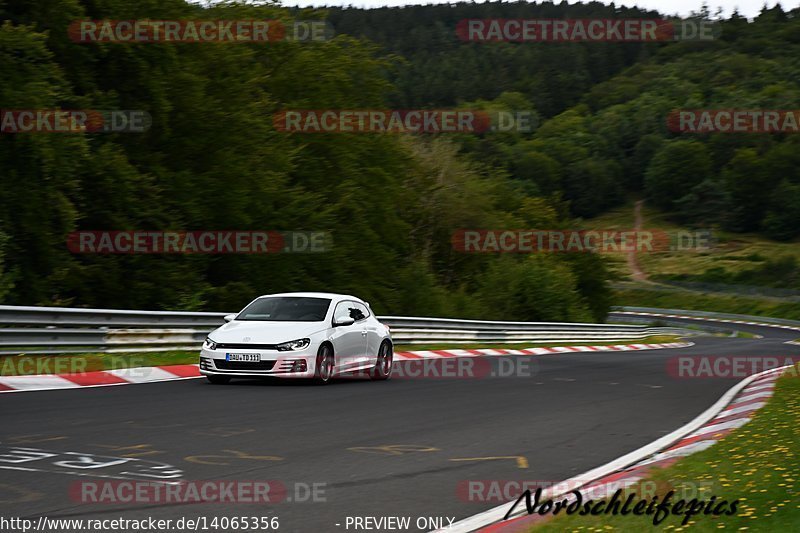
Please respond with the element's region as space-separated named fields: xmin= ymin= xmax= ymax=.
xmin=0 ymin=1 xmax=798 ymax=320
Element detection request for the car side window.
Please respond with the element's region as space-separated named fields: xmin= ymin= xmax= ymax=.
xmin=333 ymin=301 xmax=352 ymax=323
xmin=352 ymin=302 xmax=370 ymax=320
xmin=333 ymin=301 xmax=369 ymax=323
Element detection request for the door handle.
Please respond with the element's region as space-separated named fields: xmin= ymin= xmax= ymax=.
xmin=361 ymin=331 xmax=368 ymax=336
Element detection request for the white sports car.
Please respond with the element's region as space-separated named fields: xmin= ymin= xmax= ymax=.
xmin=199 ymin=292 xmax=393 ymax=384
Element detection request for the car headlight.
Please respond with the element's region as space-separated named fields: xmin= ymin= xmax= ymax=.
xmin=203 ymin=338 xmax=218 ymax=351
xmin=276 ymin=338 xmax=311 ymax=352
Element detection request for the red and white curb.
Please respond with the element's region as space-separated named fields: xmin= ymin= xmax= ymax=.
xmin=617 ymin=311 xmax=800 ymax=333
xmin=0 ymin=365 xmax=202 ymax=394
xmin=0 ymin=342 xmax=691 ymax=394
xmin=394 ymin=342 xmax=691 ymax=360
xmin=442 ymin=365 xmax=792 ymax=533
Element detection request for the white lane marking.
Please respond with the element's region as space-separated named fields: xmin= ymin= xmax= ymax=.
xmin=686 ymin=416 xmax=752 ymax=439
xmin=719 ymin=402 xmax=767 ymax=418
xmin=634 ymin=440 xmax=718 ymax=467
xmin=0 ymin=465 xmax=182 ymax=484
xmin=742 ymin=382 xmax=775 ymax=394
xmin=731 ymin=391 xmax=774 ymax=404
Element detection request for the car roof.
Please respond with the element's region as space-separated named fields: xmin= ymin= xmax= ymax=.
xmin=256 ymin=292 xmax=361 ymax=302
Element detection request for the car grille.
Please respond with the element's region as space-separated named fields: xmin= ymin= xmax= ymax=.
xmin=214 ymin=360 xmax=277 ymax=371
xmin=216 ymin=343 xmax=279 ymax=350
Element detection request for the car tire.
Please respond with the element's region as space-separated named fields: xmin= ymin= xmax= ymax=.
xmin=314 ymin=344 xmax=335 ymax=384
xmin=206 ymin=375 xmax=230 ymax=385
xmin=370 ymin=341 xmax=393 ymax=381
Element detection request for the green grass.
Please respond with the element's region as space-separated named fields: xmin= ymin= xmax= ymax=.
xmin=0 ymin=336 xmax=682 ymax=377
xmin=614 ymin=287 xmax=800 ymax=321
xmin=533 ymin=365 xmax=800 ymax=532
xmin=585 ymin=200 xmax=800 ymax=282
xmin=591 ymin=200 xmax=800 ymax=321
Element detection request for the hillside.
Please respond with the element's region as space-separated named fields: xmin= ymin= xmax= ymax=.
xmin=0 ymin=1 xmax=798 ymax=320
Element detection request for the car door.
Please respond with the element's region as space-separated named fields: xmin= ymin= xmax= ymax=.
xmin=357 ymin=302 xmax=382 ymax=366
xmin=350 ymin=301 xmax=373 ymax=370
xmin=331 ymin=300 xmax=365 ymax=372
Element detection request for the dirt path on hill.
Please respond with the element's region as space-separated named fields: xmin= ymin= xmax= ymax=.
xmin=628 ymin=199 xmax=648 ymax=281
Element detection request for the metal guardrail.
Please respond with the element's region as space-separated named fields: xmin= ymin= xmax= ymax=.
xmin=0 ymin=305 xmax=226 ymax=327
xmin=0 ymin=305 xmax=695 ymax=355
xmin=613 ymin=306 xmax=800 ymax=327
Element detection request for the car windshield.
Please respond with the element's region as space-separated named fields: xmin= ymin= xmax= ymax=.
xmin=236 ymin=297 xmax=331 ymax=322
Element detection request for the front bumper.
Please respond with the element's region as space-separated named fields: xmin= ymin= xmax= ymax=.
xmin=199 ymin=347 xmax=315 ymax=378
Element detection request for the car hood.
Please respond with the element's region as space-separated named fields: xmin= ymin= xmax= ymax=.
xmin=209 ymin=321 xmax=328 ymax=344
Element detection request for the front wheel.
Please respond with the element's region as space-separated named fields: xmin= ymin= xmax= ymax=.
xmin=314 ymin=344 xmax=335 ymax=384
xmin=206 ymin=375 xmax=230 ymax=385
xmin=370 ymin=341 xmax=393 ymax=381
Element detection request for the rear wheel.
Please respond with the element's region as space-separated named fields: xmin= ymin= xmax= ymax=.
xmin=370 ymin=341 xmax=393 ymax=381
xmin=206 ymin=375 xmax=230 ymax=385
xmin=314 ymin=344 xmax=335 ymax=384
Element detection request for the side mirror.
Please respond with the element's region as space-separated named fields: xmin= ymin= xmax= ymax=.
xmin=334 ymin=317 xmax=355 ymax=327
xmin=223 ymin=314 xmax=237 ymax=323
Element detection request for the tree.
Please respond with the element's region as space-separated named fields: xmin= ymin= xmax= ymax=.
xmin=644 ymin=141 xmax=711 ymax=211
xmin=763 ymin=180 xmax=800 ymax=240
xmin=721 ymin=148 xmax=778 ymax=232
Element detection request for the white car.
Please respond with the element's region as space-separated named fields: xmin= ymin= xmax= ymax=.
xmin=199 ymin=292 xmax=393 ymax=384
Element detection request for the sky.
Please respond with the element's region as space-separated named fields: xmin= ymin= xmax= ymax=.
xmin=281 ymin=1 xmax=794 ymax=20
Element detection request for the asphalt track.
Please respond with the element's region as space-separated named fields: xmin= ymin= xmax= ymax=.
xmin=2 ymin=316 xmax=799 ymax=532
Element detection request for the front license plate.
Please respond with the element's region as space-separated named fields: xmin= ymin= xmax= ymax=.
xmin=226 ymin=353 xmax=261 ymax=362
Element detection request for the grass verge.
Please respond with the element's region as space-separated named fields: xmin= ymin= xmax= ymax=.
xmin=0 ymin=336 xmax=682 ymax=377
xmin=532 ymin=364 xmax=800 ymax=532
xmin=393 ymin=335 xmax=681 ymax=353
xmin=615 ymin=287 xmax=800 ymax=322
